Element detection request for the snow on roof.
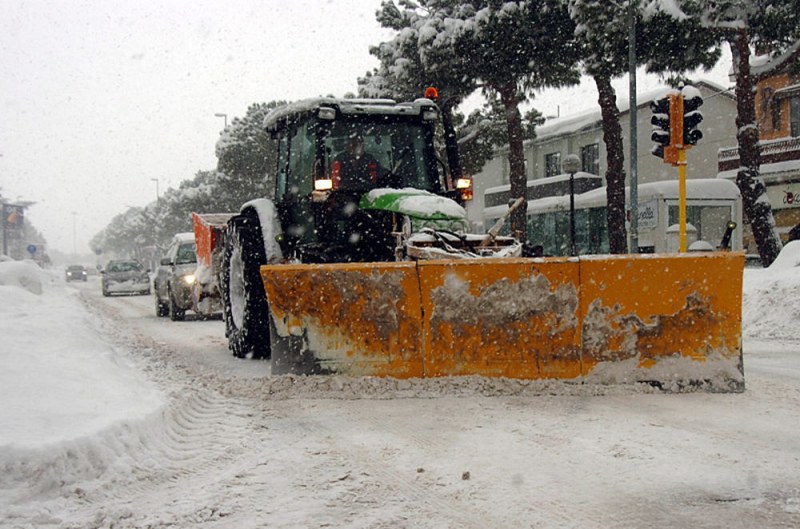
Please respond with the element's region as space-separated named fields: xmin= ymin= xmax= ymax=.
xmin=718 ymin=159 xmax=800 ymax=182
xmin=573 ymin=178 xmax=739 ymax=206
xmin=485 ymin=172 xmax=602 ymax=195
xmin=751 ymin=40 xmax=800 ymax=77
xmin=483 ymin=178 xmax=740 ymax=218
xmin=263 ymin=98 xmax=437 ymax=130
xmin=175 ymin=232 xmax=195 ymax=242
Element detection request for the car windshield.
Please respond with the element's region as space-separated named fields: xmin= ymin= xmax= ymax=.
xmin=107 ymin=262 xmax=142 ymax=273
xmin=67 ymin=266 xmax=84 ymax=271
xmin=175 ymin=243 xmax=197 ymax=265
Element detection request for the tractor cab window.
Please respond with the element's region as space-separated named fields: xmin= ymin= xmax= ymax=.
xmin=276 ymin=136 xmax=289 ymax=199
xmin=287 ymin=123 xmax=316 ymax=198
xmin=323 ymin=120 xmax=438 ymax=192
xmin=276 ymin=122 xmax=319 ymax=245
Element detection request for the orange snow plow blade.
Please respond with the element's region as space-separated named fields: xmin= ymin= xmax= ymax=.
xmin=578 ymin=252 xmax=744 ymax=391
xmin=262 ymin=262 xmax=425 ymax=378
xmin=417 ymin=258 xmax=582 ymax=379
xmin=261 ymin=252 xmax=744 ymax=391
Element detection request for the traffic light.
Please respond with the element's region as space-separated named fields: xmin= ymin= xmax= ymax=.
xmin=682 ymin=92 xmax=704 ymax=145
xmin=650 ymin=96 xmax=672 ymax=160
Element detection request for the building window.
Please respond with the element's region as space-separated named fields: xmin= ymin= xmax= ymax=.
xmin=581 ymin=143 xmax=600 ymax=174
xmin=791 ymin=96 xmax=800 ymax=137
xmin=545 ymin=152 xmax=561 ymax=178
xmin=761 ymin=87 xmax=774 ymax=129
xmin=772 ymin=96 xmax=782 ymax=131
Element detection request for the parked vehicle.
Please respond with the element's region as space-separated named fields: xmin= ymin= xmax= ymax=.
xmin=65 ymin=264 xmax=87 ymax=282
xmin=153 ymin=233 xmax=197 ymax=320
xmin=101 ymin=259 xmax=150 ymax=296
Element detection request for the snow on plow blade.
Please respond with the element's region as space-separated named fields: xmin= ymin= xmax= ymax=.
xmin=261 ymin=252 xmax=744 ymax=392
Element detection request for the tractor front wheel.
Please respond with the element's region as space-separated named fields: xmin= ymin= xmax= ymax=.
xmin=222 ymin=214 xmax=271 ymax=359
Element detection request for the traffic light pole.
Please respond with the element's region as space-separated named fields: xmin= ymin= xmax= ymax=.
xmin=672 ymin=94 xmax=687 ymax=253
xmin=678 ymin=149 xmax=687 ymax=252
xmin=650 ymin=85 xmax=703 ymax=253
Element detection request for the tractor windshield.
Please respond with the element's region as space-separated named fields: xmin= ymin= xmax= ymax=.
xmin=323 ymin=119 xmax=440 ymax=192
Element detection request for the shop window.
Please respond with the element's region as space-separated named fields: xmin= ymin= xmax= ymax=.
xmin=581 ymin=143 xmax=599 ymax=174
xmin=545 ymin=152 xmax=561 ymax=178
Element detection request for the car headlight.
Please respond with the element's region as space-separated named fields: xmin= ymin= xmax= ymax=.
xmin=182 ymin=274 xmax=196 ymax=285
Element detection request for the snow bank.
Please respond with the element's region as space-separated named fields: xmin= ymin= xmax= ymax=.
xmin=742 ymin=241 xmax=800 ymax=341
xmin=0 ymin=261 xmax=164 ymax=453
xmin=768 ymin=240 xmax=800 ymax=270
xmin=0 ymin=259 xmax=50 ymax=295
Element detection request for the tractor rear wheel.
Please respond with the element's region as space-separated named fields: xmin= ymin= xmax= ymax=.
xmin=222 ymin=213 xmax=271 ymax=359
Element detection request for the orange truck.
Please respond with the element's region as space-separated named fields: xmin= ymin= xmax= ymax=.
xmin=191 ymin=212 xmax=235 ymax=317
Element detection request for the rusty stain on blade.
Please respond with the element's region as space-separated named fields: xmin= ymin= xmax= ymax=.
xmin=262 ymin=262 xmax=424 ymax=377
xmin=418 ymin=258 xmax=583 ymax=379
xmin=579 ymin=252 xmax=744 ymax=390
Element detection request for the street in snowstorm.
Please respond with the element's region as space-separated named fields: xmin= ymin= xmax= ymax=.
xmin=1 ymin=260 xmax=798 ymax=529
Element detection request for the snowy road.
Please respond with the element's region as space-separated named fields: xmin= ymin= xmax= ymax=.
xmin=3 ymin=275 xmax=800 ymax=528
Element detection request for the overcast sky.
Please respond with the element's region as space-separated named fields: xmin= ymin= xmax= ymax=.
xmin=0 ymin=0 xmax=731 ymax=256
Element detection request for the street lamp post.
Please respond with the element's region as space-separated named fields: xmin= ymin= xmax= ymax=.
xmin=563 ymin=154 xmax=581 ymax=257
xmin=214 ymin=113 xmax=228 ymax=128
xmin=151 ymin=178 xmax=160 ymax=202
xmin=71 ymin=211 xmax=77 ymax=256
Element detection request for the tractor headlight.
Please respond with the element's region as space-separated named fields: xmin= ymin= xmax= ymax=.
xmin=182 ymin=274 xmax=196 ymax=285
xmin=314 ymin=178 xmax=333 ymax=191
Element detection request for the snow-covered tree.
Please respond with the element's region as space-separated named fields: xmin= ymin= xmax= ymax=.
xmin=457 ymin=97 xmax=544 ymax=176
xmin=215 ymin=101 xmax=284 ymax=206
xmin=569 ymin=0 xmax=719 ymax=253
xmin=425 ymin=1 xmax=581 ymax=239
xmin=360 ymin=1 xmax=479 ymax=184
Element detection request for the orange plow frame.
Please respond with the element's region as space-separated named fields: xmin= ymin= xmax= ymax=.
xmin=261 ymin=252 xmax=744 ymax=391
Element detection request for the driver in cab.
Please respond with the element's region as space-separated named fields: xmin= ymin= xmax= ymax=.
xmin=331 ymin=134 xmax=388 ymax=191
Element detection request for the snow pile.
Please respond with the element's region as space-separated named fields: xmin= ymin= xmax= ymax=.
xmin=0 ymin=259 xmax=50 ymax=295
xmin=742 ymin=241 xmax=800 ymax=341
xmin=0 ymin=260 xmax=164 ymax=479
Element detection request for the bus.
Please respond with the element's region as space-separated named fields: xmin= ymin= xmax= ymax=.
xmin=483 ymin=178 xmax=743 ymax=255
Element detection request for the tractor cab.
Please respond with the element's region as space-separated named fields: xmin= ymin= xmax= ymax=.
xmin=265 ymin=98 xmax=450 ymax=263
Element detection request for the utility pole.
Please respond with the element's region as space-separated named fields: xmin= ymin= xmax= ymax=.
xmin=71 ymin=211 xmax=77 ymax=256
xmin=628 ymin=0 xmax=639 ymax=254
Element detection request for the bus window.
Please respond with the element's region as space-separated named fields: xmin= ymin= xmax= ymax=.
xmin=669 ymin=205 xmax=733 ymax=247
xmin=588 ymin=207 xmax=609 ymax=254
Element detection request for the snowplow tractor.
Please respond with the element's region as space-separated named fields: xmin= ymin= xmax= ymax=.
xmin=219 ymin=97 xmax=745 ymax=392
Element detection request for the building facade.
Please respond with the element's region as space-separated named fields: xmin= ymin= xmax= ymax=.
xmin=466 ymin=80 xmax=738 ymax=232
xmin=717 ymin=46 xmax=800 ymax=249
